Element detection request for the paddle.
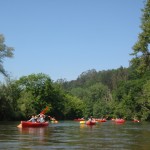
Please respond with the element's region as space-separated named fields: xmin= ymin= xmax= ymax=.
xmin=40 ymin=106 xmax=49 ymax=115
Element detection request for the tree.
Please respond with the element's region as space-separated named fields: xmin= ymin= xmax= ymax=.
xmin=64 ymin=94 xmax=85 ymax=119
xmin=137 ymin=80 xmax=150 ymax=120
xmin=131 ymin=0 xmax=150 ymax=75
xmin=0 ymin=34 xmax=14 ymax=76
xmin=83 ymin=83 xmax=112 ymax=118
xmin=16 ymin=73 xmax=54 ymax=114
xmin=0 ymin=79 xmax=21 ymax=121
xmin=16 ymin=73 xmax=69 ymax=119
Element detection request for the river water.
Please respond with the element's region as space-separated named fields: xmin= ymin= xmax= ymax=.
xmin=0 ymin=121 xmax=150 ymax=150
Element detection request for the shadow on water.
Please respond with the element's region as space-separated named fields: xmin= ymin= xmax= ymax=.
xmin=0 ymin=121 xmax=150 ymax=149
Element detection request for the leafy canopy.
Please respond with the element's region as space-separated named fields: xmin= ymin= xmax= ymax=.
xmin=0 ymin=34 xmax=14 ymax=76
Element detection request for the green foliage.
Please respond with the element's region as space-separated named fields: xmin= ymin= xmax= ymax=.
xmin=78 ymin=83 xmax=112 ymax=118
xmin=64 ymin=94 xmax=85 ymax=119
xmin=70 ymin=87 xmax=88 ymax=100
xmin=0 ymin=34 xmax=14 ymax=76
xmin=16 ymin=73 xmax=54 ymax=113
xmin=0 ymin=68 xmax=150 ymax=121
xmin=112 ymin=77 xmax=150 ymax=120
xmin=17 ymin=91 xmax=36 ymax=117
xmin=93 ymin=100 xmax=110 ymax=118
xmin=131 ymin=0 xmax=150 ymax=75
xmin=137 ymin=79 xmax=150 ymax=120
xmin=0 ymin=80 xmax=19 ymax=120
xmin=0 ymin=73 xmax=86 ymax=120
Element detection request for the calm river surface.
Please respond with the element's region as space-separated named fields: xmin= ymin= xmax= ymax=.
xmin=0 ymin=121 xmax=150 ymax=150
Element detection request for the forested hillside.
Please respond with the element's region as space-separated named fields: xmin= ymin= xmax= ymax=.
xmin=60 ymin=66 xmax=150 ymax=120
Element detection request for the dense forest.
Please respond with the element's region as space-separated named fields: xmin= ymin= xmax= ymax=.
xmin=0 ymin=0 xmax=150 ymax=121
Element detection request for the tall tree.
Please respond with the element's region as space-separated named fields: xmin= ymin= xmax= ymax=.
xmin=0 ymin=34 xmax=14 ymax=76
xmin=16 ymin=73 xmax=54 ymax=114
xmin=131 ymin=0 xmax=150 ymax=75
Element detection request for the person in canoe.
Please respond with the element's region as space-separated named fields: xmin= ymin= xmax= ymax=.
xmin=28 ymin=115 xmax=36 ymax=122
xmin=88 ymin=116 xmax=93 ymax=121
xmin=48 ymin=116 xmax=58 ymax=123
xmin=28 ymin=114 xmax=46 ymax=123
xmin=38 ymin=114 xmax=46 ymax=123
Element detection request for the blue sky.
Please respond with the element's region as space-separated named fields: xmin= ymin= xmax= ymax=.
xmin=0 ymin=0 xmax=144 ymax=81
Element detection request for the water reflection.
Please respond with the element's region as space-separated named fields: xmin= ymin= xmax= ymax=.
xmin=18 ymin=127 xmax=51 ymax=144
xmin=18 ymin=127 xmax=47 ymax=135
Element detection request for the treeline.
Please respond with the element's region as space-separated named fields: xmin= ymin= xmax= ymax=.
xmin=0 ymin=73 xmax=84 ymax=121
xmin=60 ymin=67 xmax=150 ymax=121
xmin=0 ymin=66 xmax=149 ymax=121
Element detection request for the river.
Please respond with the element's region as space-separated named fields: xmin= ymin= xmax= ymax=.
xmin=0 ymin=121 xmax=150 ymax=150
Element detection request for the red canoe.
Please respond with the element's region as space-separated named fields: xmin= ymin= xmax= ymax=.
xmin=97 ymin=119 xmax=107 ymax=122
xmin=20 ymin=121 xmax=49 ymax=128
xmin=86 ymin=121 xmax=96 ymax=125
xmin=115 ymin=119 xmax=125 ymax=124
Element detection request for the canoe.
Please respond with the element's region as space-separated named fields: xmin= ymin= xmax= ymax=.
xmin=115 ymin=119 xmax=125 ymax=124
xmin=97 ymin=119 xmax=107 ymax=122
xmin=86 ymin=121 xmax=96 ymax=125
xmin=20 ymin=121 xmax=49 ymax=128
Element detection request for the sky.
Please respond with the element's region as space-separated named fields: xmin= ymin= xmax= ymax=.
xmin=0 ymin=0 xmax=145 ymax=81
